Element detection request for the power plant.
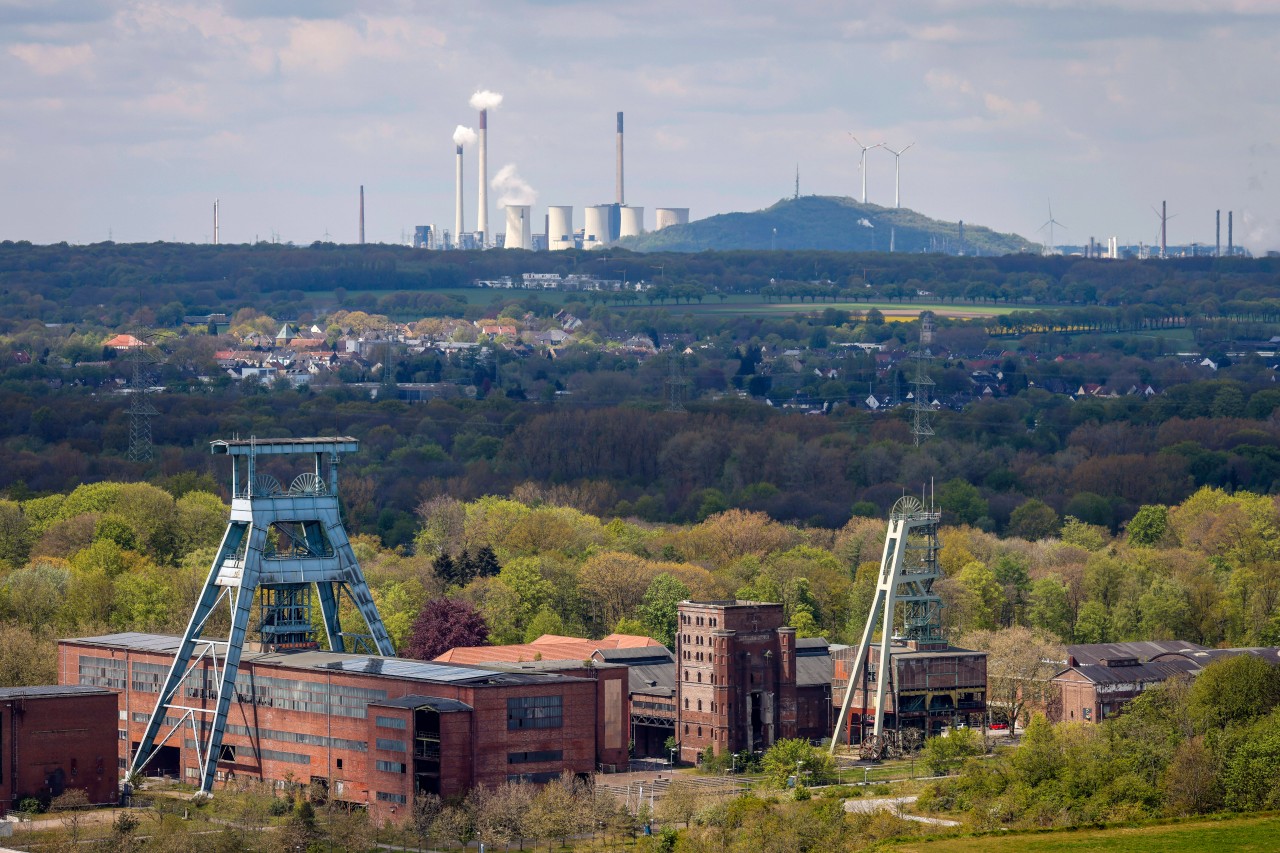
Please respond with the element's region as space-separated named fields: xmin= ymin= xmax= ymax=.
xmin=416 ymin=97 xmax=686 ymax=252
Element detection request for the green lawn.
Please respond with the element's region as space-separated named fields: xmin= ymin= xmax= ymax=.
xmin=881 ymin=814 xmax=1280 ymax=853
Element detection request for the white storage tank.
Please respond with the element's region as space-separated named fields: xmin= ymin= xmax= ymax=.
xmin=547 ymin=206 xmax=574 ymax=251
xmin=583 ymin=205 xmax=612 ymax=250
xmin=655 ymin=207 xmax=689 ymax=230
xmin=619 ymin=205 xmax=644 ymax=238
xmin=503 ymin=205 xmax=532 ymax=250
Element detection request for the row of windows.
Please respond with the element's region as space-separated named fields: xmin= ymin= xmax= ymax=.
xmin=507 ymin=696 xmax=563 ymax=731
xmin=375 ymin=760 xmax=406 ymax=774
xmin=682 ymin=698 xmax=718 ymax=713
xmin=260 ymin=748 xmax=311 ymax=765
xmin=679 ymin=614 xmax=718 ymax=628
xmin=234 ymin=676 xmax=387 ymax=720
xmin=508 ymin=750 xmax=563 ymax=765
xmin=682 ymin=670 xmax=716 ymax=684
xmin=79 ymin=656 xmax=126 ymax=690
xmin=130 ymin=661 xmax=170 ymax=694
xmin=131 ymin=712 xmax=183 ymax=727
xmin=508 ymin=771 xmax=563 ymax=784
xmin=224 ymin=723 xmax=367 ymax=753
xmin=375 ymin=738 xmax=406 ymax=752
xmin=375 ymin=715 xmax=406 ymax=729
xmin=376 ymin=791 xmax=406 ymax=804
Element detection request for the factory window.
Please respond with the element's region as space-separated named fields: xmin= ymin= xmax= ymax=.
xmin=684 ymin=698 xmax=689 ymax=709
xmin=376 ymin=716 xmax=407 ymax=730
xmin=684 ymin=670 xmax=689 ymax=681
xmin=376 ymin=738 xmax=407 ymax=752
xmin=131 ymin=661 xmax=169 ymax=694
xmin=118 ymin=729 xmax=127 ymax=740
xmin=78 ymin=656 xmax=126 ymax=690
xmin=507 ymin=695 xmax=563 ymax=730
xmin=375 ymin=760 xmax=406 ymax=774
xmin=697 ymin=726 xmax=702 ymax=737
xmin=508 ymin=750 xmax=563 ymax=764
xmin=697 ymin=672 xmax=702 ymax=683
xmin=336 ymin=758 xmax=343 ymax=770
xmin=508 ymin=771 xmax=562 ymax=784
xmin=376 ymin=791 xmax=407 ymax=804
xmin=711 ymin=702 xmax=716 ymax=713
xmin=260 ymin=749 xmax=311 ymax=765
xmin=697 ymin=700 xmax=702 ymax=711
xmin=684 ymin=724 xmax=689 ymax=734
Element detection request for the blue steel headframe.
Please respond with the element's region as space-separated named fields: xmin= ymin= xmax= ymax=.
xmin=128 ymin=436 xmax=395 ymax=795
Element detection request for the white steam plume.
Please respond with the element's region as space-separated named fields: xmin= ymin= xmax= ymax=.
xmin=491 ymin=163 xmax=536 ymax=207
xmin=452 ymin=125 xmax=477 ymax=147
xmin=858 ymin=218 xmax=874 ymax=228
xmin=469 ymin=90 xmax=503 ymax=111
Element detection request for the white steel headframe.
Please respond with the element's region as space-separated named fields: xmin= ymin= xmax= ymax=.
xmin=831 ymin=494 xmax=941 ymax=753
xmin=128 ymin=436 xmax=395 ymax=795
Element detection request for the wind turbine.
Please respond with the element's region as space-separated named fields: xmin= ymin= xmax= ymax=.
xmin=848 ymin=134 xmax=883 ymax=204
xmin=1038 ymin=201 xmax=1067 ymax=255
xmin=882 ymin=142 xmax=914 ymax=209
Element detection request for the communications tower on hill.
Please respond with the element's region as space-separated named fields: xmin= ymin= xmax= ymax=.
xmin=129 ymin=436 xmax=394 ymax=795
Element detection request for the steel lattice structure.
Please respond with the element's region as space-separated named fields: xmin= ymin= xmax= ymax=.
xmin=831 ymin=494 xmax=943 ymax=757
xmin=128 ymin=436 xmax=394 ymax=795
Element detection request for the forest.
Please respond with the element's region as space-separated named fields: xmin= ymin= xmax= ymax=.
xmin=2 ymin=477 xmax=1278 ymax=691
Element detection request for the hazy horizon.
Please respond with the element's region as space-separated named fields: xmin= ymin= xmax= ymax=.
xmin=3 ymin=1 xmax=1277 ymax=252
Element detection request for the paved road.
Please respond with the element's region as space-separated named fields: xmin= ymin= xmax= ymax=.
xmin=843 ymin=795 xmax=961 ymax=827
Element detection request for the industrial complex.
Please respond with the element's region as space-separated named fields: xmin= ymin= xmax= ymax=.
xmin=413 ymin=100 xmax=688 ymax=252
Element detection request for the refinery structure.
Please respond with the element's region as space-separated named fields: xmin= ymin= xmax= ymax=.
xmin=413 ymin=93 xmax=687 ymax=252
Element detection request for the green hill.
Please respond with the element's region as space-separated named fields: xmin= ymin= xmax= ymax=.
xmin=619 ymin=195 xmax=1037 ymax=255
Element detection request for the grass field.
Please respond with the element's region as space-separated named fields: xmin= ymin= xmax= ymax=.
xmin=880 ymin=814 xmax=1280 ymax=853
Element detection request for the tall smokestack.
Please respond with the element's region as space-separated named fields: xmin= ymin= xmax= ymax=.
xmin=1229 ymin=211 xmax=1234 ymax=255
xmin=214 ymin=199 xmax=219 ymax=245
xmin=455 ymin=145 xmax=465 ymax=248
xmin=616 ymin=111 xmax=624 ymax=206
xmin=478 ymin=109 xmax=488 ymax=247
xmin=1216 ymin=210 xmax=1221 ymax=257
xmin=359 ymin=185 xmax=365 ymax=245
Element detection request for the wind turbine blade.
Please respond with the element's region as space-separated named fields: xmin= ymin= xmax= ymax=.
xmin=850 ymin=133 xmax=864 ymax=149
xmin=901 ymin=142 xmax=915 ymax=153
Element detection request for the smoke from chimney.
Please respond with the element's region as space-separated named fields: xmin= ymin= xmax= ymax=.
xmin=616 ymin=111 xmax=624 ymax=206
xmin=492 ymin=163 xmax=536 ymax=208
xmin=469 ymin=90 xmax=503 ymax=111
xmin=452 ymin=125 xmax=477 ymax=147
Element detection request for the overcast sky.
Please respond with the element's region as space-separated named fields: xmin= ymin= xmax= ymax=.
xmin=3 ymin=0 xmax=1278 ymax=252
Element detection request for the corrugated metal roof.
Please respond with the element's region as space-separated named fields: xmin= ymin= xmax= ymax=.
xmin=0 ymin=685 xmax=114 ymax=700
xmin=796 ymin=654 xmax=833 ymax=687
xmin=1068 ymin=640 xmax=1205 ymax=666
xmin=1059 ymin=657 xmax=1199 ymax=685
xmin=65 ymin=633 xmax=585 ymax=687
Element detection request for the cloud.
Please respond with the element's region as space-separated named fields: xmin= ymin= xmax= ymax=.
xmin=984 ymin=92 xmax=1042 ymax=119
xmin=924 ymin=69 xmax=974 ymax=96
xmin=8 ymin=42 xmax=93 ymax=74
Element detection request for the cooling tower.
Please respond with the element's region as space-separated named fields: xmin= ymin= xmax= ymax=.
xmin=504 ymin=204 xmax=532 ymax=250
xmin=477 ymin=109 xmax=489 ymax=247
xmin=654 ymin=208 xmax=689 ymax=230
xmin=583 ymin=205 xmax=612 ymax=250
xmin=619 ymin=206 xmax=644 ymax=238
xmin=547 ymin=206 xmax=574 ymax=251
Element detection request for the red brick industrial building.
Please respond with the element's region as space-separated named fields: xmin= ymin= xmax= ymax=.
xmin=675 ymin=601 xmax=832 ymax=762
xmin=58 ymin=633 xmax=627 ymax=823
xmin=0 ymin=686 xmax=119 ymax=815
